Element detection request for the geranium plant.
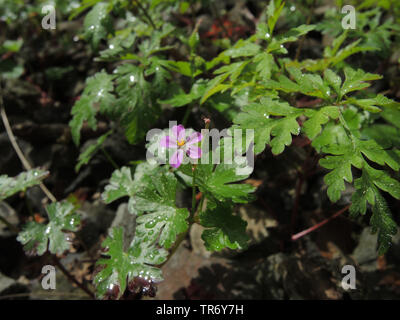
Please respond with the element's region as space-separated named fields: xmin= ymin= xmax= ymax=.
xmin=0 ymin=0 xmax=400 ymax=300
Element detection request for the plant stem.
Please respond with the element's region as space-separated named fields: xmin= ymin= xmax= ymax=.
xmin=53 ymin=255 xmax=95 ymax=299
xmin=133 ymin=0 xmax=157 ymax=30
xmin=295 ymin=0 xmax=315 ymax=61
xmin=182 ymin=104 xmax=194 ymax=127
xmin=159 ymin=231 xmax=187 ymax=268
xmin=291 ymin=204 xmax=350 ymax=241
xmin=101 ymin=147 xmax=119 ymax=170
xmin=191 ymin=165 xmax=197 ymax=222
xmin=0 ymin=82 xmax=56 ymax=203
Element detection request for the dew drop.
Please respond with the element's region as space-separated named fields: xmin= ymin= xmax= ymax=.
xmin=145 ymin=220 xmax=156 ymax=228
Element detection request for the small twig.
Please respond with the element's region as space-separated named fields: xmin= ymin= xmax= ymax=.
xmin=0 ymin=83 xmax=56 ymax=203
xmin=291 ymin=205 xmax=351 ymax=241
xmin=52 ymin=256 xmax=95 ymax=299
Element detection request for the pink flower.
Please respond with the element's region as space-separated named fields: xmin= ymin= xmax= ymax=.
xmin=160 ymin=125 xmax=203 ymax=168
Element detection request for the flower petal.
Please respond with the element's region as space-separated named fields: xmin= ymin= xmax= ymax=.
xmin=160 ymin=135 xmax=177 ymax=148
xmin=186 ymin=132 xmax=203 ymax=145
xmin=186 ymin=145 xmax=202 ymax=159
xmin=172 ymin=125 xmax=185 ymax=142
xmin=170 ymin=149 xmax=184 ymax=168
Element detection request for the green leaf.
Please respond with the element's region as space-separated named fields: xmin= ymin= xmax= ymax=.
xmin=265 ymin=67 xmax=331 ymax=99
xmin=102 ymin=164 xmax=189 ymax=249
xmin=69 ymin=70 xmax=115 ymax=145
xmin=253 ymin=52 xmax=276 ymax=80
xmin=0 ymin=169 xmax=48 ymax=201
xmin=114 ymin=64 xmax=161 ymax=144
xmin=267 ymin=25 xmax=316 ymax=53
xmin=303 ymin=106 xmax=340 ymax=140
xmin=199 ymin=202 xmax=249 ymax=251
xmin=178 ymin=140 xmax=256 ymax=204
xmin=350 ymin=166 xmax=398 ymax=254
xmin=225 ymin=40 xmax=260 ymax=58
xmin=1 ymin=39 xmax=23 ymax=53
xmin=133 ymin=171 xmax=189 ymax=249
xmin=362 ymin=124 xmax=400 ymax=148
xmin=371 ymin=192 xmax=398 ymax=255
xmin=340 ymin=67 xmax=382 ymax=98
xmin=17 ymin=201 xmax=81 ymax=255
xmin=158 ymin=81 xmax=206 ymax=107
xmin=350 ymin=170 xmax=376 ymax=216
xmin=356 ymin=139 xmax=400 ymax=171
xmin=202 ymin=163 xmax=256 ymax=204
xmin=233 ymin=98 xmax=303 ymax=154
xmin=83 ymin=2 xmax=113 ymax=49
xmin=0 ymin=60 xmax=24 ymax=79
xmin=320 ymin=144 xmax=363 ymax=202
xmin=200 ymin=60 xmax=253 ymax=104
xmin=324 ymin=69 xmax=342 ymax=95
xmin=102 ymin=166 xmax=136 ymax=204
xmin=266 ymin=0 xmax=285 ymax=35
xmin=94 ymin=227 xmax=166 ymax=299
xmin=99 ymin=29 xmax=136 ymax=59
xmin=344 ymin=97 xmax=382 ymax=113
xmin=320 ymin=122 xmax=400 ymax=203
xmin=136 ymin=208 xmax=189 ymax=250
xmin=75 ymin=131 xmax=112 ymax=172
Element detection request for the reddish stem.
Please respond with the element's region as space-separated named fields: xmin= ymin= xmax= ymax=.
xmin=291 ymin=204 xmax=351 ymax=241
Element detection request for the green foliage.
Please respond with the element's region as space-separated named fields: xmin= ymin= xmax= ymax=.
xmin=6 ymin=0 xmax=399 ymax=300
xmin=199 ymin=202 xmax=249 ymax=251
xmin=103 ymin=164 xmax=189 ymax=248
xmin=98 ymin=163 xmax=189 ymax=297
xmin=69 ymin=70 xmax=115 ymax=145
xmin=83 ymin=2 xmax=113 ymax=49
xmin=94 ymin=226 xmax=166 ymax=299
xmin=317 ymin=7 xmax=400 ymax=56
xmin=17 ymin=201 xmax=81 ymax=255
xmin=234 ymin=98 xmax=303 ymax=155
xmin=75 ymin=130 xmax=112 ymax=172
xmin=0 ymin=169 xmax=48 ymax=200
